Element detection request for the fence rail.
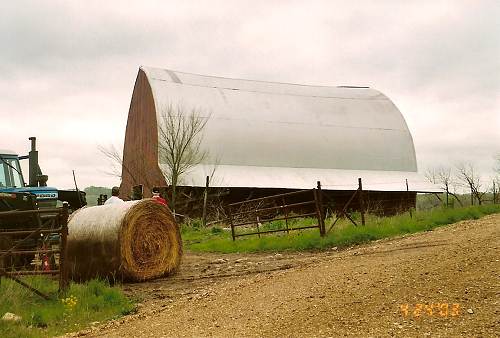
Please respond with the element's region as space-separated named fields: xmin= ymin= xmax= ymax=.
xmin=0 ymin=203 xmax=70 ymax=299
xmin=228 ymin=182 xmax=326 ymax=240
xmin=222 ymin=178 xmax=424 ymax=239
xmin=202 ymin=176 xmax=500 ymax=241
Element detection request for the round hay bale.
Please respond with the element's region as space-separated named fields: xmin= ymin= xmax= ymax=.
xmin=67 ymin=199 xmax=182 ymax=282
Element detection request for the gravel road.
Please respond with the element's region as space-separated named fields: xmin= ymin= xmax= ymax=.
xmin=72 ymin=214 xmax=499 ymax=337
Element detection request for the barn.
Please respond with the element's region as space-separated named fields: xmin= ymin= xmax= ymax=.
xmin=120 ymin=66 xmax=439 ymax=215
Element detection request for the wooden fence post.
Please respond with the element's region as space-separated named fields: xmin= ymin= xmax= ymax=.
xmin=470 ymin=183 xmax=474 ymax=206
xmin=358 ymin=178 xmax=366 ymax=226
xmin=406 ymin=179 xmax=412 ymax=218
xmin=228 ymin=206 xmax=236 ymax=241
xmin=317 ymin=181 xmax=325 ymax=235
xmin=493 ymin=180 xmax=497 ymax=204
xmin=59 ymin=202 xmax=69 ymax=292
xmin=282 ymin=196 xmax=290 ymax=235
xmin=202 ymin=176 xmax=209 ymax=227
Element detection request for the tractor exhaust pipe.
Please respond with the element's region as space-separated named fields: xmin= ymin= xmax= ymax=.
xmin=27 ymin=137 xmax=47 ymax=187
xmin=28 ymin=137 xmax=38 ymax=187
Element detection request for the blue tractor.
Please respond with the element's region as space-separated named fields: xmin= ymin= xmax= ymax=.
xmin=0 ymin=137 xmax=86 ymax=212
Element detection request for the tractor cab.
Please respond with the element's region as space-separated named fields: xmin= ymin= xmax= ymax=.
xmin=0 ymin=150 xmax=25 ymax=188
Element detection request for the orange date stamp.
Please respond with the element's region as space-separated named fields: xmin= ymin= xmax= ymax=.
xmin=400 ymin=303 xmax=460 ymax=318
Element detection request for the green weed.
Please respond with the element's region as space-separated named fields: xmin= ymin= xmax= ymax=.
xmin=183 ymin=205 xmax=500 ymax=253
xmin=0 ymin=277 xmax=134 ymax=338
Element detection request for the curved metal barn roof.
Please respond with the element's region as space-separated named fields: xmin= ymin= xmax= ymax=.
xmin=139 ymin=67 xmax=439 ymax=192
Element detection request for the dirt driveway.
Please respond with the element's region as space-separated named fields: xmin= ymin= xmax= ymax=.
xmin=73 ymin=214 xmax=499 ymax=337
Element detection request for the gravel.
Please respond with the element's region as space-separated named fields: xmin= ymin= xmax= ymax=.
xmin=71 ymin=214 xmax=500 ymax=338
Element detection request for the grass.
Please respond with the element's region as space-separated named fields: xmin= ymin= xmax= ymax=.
xmin=183 ymin=204 xmax=500 ymax=253
xmin=0 ymin=277 xmax=135 ymax=338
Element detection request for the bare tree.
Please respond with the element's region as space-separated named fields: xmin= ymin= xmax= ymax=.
xmin=97 ymin=144 xmax=124 ymax=179
xmin=455 ymin=162 xmax=486 ymax=205
xmin=158 ymin=104 xmax=210 ymax=212
xmin=492 ymin=155 xmax=500 ymax=204
xmin=425 ymin=166 xmax=463 ymax=207
xmin=489 ymin=176 xmax=499 ymax=204
xmin=97 ymin=144 xmax=152 ymax=192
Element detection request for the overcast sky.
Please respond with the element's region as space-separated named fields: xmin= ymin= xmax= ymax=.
xmin=1 ymin=0 xmax=499 ymax=190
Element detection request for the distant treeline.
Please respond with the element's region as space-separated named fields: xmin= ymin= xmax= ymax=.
xmin=83 ymin=186 xmax=111 ymax=206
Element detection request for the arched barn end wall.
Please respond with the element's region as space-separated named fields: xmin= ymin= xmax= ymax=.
xmin=120 ymin=69 xmax=166 ymax=199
